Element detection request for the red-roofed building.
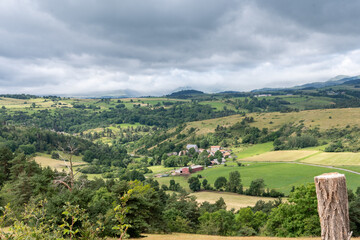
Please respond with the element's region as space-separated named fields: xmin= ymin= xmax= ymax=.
xmin=174 ymin=165 xmax=204 ymax=175
xmin=210 ymin=146 xmax=221 ymax=153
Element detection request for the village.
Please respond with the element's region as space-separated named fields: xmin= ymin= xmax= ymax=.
xmin=155 ymin=144 xmax=233 ymax=178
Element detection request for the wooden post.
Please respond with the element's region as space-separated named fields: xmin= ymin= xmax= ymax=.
xmin=314 ymin=172 xmax=352 ymax=240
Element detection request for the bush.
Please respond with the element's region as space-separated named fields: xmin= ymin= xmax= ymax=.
xmin=19 ymin=144 xmax=36 ymax=155
xmin=325 ymin=141 xmax=344 ymax=152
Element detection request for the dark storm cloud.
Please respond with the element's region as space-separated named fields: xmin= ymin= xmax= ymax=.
xmin=0 ymin=0 xmax=360 ymax=95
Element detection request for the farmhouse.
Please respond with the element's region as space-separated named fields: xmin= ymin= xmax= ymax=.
xmin=174 ymin=165 xmax=204 ymax=175
xmin=210 ymin=146 xmax=221 ymax=154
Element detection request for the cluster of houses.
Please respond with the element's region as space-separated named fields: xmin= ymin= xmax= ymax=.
xmin=166 ymin=144 xmax=231 ymax=159
xmin=156 ymin=144 xmax=233 ymax=177
xmin=185 ymin=144 xmax=232 ymax=165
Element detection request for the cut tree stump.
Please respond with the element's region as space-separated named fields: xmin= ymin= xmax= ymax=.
xmin=314 ymin=172 xmax=352 ymax=240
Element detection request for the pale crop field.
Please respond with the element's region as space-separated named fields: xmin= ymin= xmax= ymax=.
xmin=0 ymin=97 xmax=62 ymax=111
xmin=190 ymin=191 xmax=276 ymax=210
xmin=300 ymin=152 xmax=360 ymax=166
xmin=34 ymin=155 xmax=87 ymax=171
xmin=240 ymin=150 xmax=318 ymax=162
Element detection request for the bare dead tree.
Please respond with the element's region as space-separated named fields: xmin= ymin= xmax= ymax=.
xmin=53 ymin=142 xmax=79 ymax=192
xmin=314 ymin=172 xmax=352 ymax=240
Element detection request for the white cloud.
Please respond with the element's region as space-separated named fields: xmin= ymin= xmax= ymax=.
xmin=0 ymin=0 xmax=360 ymax=96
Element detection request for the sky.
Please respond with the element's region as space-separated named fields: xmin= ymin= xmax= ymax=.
xmin=1 ymin=0 xmax=360 ymax=96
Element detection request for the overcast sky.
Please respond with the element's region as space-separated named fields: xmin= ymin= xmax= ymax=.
xmin=1 ymin=0 xmax=360 ymax=96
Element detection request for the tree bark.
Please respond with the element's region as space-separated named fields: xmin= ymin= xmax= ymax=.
xmin=314 ymin=172 xmax=352 ymax=240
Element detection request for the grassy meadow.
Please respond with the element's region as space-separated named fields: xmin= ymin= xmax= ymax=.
xmin=183 ymin=108 xmax=360 ymax=136
xmin=232 ymin=142 xmax=274 ymax=159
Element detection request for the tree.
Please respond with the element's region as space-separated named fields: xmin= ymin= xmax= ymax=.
xmin=246 ymin=179 xmax=265 ymax=196
xmin=214 ymin=177 xmax=227 ymax=190
xmin=198 ymin=209 xmax=235 ymax=236
xmin=227 ymin=171 xmax=242 ymax=193
xmin=163 ymin=208 xmax=191 ymax=233
xmin=54 ymin=142 xmax=79 ymax=192
xmin=113 ymin=192 xmax=132 ymax=240
xmin=265 ymin=183 xmax=320 ymax=237
xmin=202 ymin=179 xmax=210 ymax=190
xmin=197 ymin=150 xmax=210 ymax=166
xmin=0 ymin=146 xmax=13 ymax=186
xmin=214 ymin=150 xmax=223 ymax=160
xmin=82 ymin=150 xmax=95 ymax=163
xmin=188 ymin=177 xmax=201 ymax=192
xmin=51 ymin=152 xmax=60 ymax=159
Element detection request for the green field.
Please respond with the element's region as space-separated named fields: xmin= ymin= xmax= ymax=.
xmin=155 ymin=163 xmax=360 ymax=194
xmin=232 ymin=142 xmax=274 ymax=159
xmin=147 ymin=165 xmax=175 ymax=174
xmin=340 ymin=166 xmax=360 ymax=172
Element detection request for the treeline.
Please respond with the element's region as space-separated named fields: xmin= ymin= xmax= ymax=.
xmin=0 ymin=102 xmax=236 ymax=133
xmin=0 ymin=125 xmax=131 ymax=169
xmin=0 ymin=94 xmax=38 ymax=99
xmin=227 ymin=97 xmax=298 ymax=113
xmin=83 ymin=125 xmax=155 ymax=145
xmin=184 ymin=171 xmax=284 ymax=198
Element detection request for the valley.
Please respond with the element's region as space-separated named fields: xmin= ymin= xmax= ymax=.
xmin=2 ymin=82 xmax=360 ymax=238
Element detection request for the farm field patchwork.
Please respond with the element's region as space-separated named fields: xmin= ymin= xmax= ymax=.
xmin=190 ymin=191 xmax=277 ymax=210
xmin=154 ymin=162 xmax=360 ymax=195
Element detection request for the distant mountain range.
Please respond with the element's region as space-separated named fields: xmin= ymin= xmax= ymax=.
xmin=252 ymin=75 xmax=360 ymax=92
xmin=58 ymin=89 xmax=141 ymax=98
xmin=56 ymin=75 xmax=360 ymax=98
